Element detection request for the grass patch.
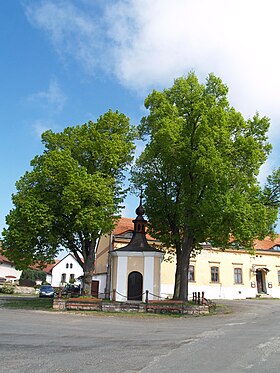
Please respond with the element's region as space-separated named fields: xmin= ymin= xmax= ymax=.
xmin=1 ymin=297 xmax=53 ymax=310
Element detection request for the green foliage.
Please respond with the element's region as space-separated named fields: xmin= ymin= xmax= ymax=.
xmin=20 ymin=269 xmax=46 ymax=282
xmin=2 ymin=110 xmax=136 ymax=292
xmin=262 ymin=168 xmax=280 ymax=208
xmin=1 ymin=282 xmax=15 ymax=294
xmin=132 ymin=72 xmax=278 ymax=300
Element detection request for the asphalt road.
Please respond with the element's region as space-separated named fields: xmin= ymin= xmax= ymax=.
xmin=0 ymin=299 xmax=280 ymax=373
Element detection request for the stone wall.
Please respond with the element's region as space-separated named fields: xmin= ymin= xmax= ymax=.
xmin=53 ymin=298 xmax=210 ymax=315
xmin=14 ymin=286 xmax=36 ymax=295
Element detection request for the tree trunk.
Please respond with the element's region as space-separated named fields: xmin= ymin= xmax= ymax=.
xmin=173 ymin=247 xmax=181 ymax=299
xmin=173 ymin=266 xmax=180 ymax=299
xmin=178 ymin=232 xmax=194 ymax=301
xmin=83 ymin=270 xmax=94 ymax=296
xmin=82 ymin=239 xmax=95 ymax=296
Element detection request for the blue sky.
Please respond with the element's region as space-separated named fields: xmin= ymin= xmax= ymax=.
xmin=0 ymin=0 xmax=279 ymax=235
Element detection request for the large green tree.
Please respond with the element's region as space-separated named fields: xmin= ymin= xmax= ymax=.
xmin=262 ymin=168 xmax=280 ymax=208
xmin=132 ymin=72 xmax=279 ymax=301
xmin=2 ymin=110 xmax=135 ymax=294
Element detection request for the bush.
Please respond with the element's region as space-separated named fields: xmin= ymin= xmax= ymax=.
xmin=20 ymin=269 xmax=46 ymax=282
xmin=19 ymin=278 xmax=36 ymax=287
xmin=1 ymin=282 xmax=16 ymax=294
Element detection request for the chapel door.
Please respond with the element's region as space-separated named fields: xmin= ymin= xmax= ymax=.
xmin=127 ymin=271 xmax=143 ymax=301
xmin=91 ymin=280 xmax=99 ymax=297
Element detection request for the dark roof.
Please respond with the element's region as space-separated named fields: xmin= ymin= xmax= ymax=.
xmin=114 ymin=196 xmax=162 ymax=253
xmin=115 ymin=233 xmax=162 ymax=252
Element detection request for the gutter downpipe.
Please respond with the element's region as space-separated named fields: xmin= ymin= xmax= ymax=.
xmin=105 ymin=233 xmax=113 ymax=299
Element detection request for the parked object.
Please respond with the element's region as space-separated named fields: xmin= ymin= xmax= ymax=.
xmin=62 ymin=284 xmax=81 ymax=297
xmin=39 ymin=285 xmax=55 ymax=298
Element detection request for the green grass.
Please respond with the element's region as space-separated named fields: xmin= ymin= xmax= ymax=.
xmin=1 ymin=297 xmax=53 ymax=310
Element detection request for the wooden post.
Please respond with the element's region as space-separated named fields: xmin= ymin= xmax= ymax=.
xmin=145 ymin=290 xmax=149 ymax=303
xmin=202 ymin=291 xmax=205 ymax=305
xmin=112 ymin=289 xmax=116 ymax=302
xmin=198 ymin=292 xmax=201 ymax=304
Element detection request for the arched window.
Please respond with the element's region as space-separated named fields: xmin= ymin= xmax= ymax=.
xmin=61 ymin=273 xmax=66 ymax=283
xmin=66 ymin=263 xmax=69 ymax=269
xmin=70 ymin=263 xmax=73 ymax=269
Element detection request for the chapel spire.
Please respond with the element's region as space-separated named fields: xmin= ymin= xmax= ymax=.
xmin=115 ymin=191 xmax=159 ymax=252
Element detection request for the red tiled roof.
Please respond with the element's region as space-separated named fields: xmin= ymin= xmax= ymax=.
xmin=30 ymin=260 xmax=59 ymax=274
xmin=114 ymin=217 xmax=156 ymax=241
xmin=254 ymin=235 xmax=280 ymax=250
xmin=42 ymin=261 xmax=59 ymax=273
xmin=114 ymin=219 xmax=280 ymax=250
xmin=113 ymin=217 xmax=134 ymax=235
xmin=0 ymin=254 xmax=12 ymax=265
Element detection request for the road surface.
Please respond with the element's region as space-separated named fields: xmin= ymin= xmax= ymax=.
xmin=0 ymin=299 xmax=280 ymax=372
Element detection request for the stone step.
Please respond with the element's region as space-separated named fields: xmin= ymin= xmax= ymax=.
xmin=256 ymin=293 xmax=273 ymax=298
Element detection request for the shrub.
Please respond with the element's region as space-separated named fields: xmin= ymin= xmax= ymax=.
xmin=20 ymin=269 xmax=46 ymax=282
xmin=1 ymin=282 xmax=15 ymax=294
xmin=19 ymin=278 xmax=36 ymax=287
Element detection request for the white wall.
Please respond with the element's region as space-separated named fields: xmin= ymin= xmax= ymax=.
xmin=45 ymin=273 xmax=52 ymax=284
xmin=187 ymin=284 xmax=258 ymax=300
xmin=161 ymin=283 xmax=261 ymax=300
xmin=51 ymin=254 xmax=83 ymax=287
xmin=143 ymin=256 xmax=154 ymax=298
xmin=0 ymin=262 xmax=22 ymax=281
xmin=92 ymin=274 xmax=107 ymax=298
xmin=115 ymin=256 xmax=128 ymax=301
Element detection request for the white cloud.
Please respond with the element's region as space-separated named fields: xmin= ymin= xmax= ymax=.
xmin=25 ymin=0 xmax=280 ymax=150
xmin=25 ymin=0 xmax=103 ymax=74
xmin=31 ymin=119 xmax=53 ymax=138
xmin=105 ymin=0 xmax=280 ymax=182
xmin=27 ymin=79 xmax=67 ymax=112
xmin=25 ymin=1 xmax=280 ymax=116
xmin=106 ymin=1 xmax=280 ymax=117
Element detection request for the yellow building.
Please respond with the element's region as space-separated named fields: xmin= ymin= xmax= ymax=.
xmin=94 ymin=217 xmax=280 ymax=300
xmin=161 ymin=239 xmax=280 ymax=300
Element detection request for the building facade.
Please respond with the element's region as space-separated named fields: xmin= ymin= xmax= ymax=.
xmin=94 ymin=219 xmax=280 ymax=300
xmin=50 ymin=253 xmax=83 ymax=287
xmin=0 ymin=254 xmax=22 ymax=282
xmin=161 ymin=243 xmax=280 ymax=299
